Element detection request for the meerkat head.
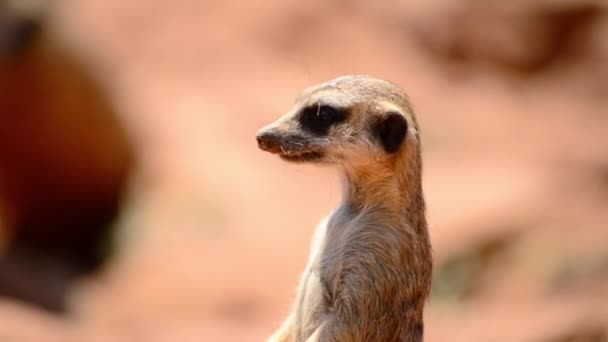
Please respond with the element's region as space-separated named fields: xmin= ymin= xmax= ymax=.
xmin=256 ymin=75 xmax=420 ymax=169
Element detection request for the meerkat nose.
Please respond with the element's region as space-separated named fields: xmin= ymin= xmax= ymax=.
xmin=256 ymin=131 xmax=283 ymax=154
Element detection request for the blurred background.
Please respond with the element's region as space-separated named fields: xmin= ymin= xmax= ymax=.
xmin=1 ymin=0 xmax=607 ymax=341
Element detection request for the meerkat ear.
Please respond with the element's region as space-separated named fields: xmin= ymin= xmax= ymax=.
xmin=376 ymin=112 xmax=408 ymax=153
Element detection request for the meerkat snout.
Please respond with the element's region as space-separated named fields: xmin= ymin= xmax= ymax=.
xmin=256 ymin=131 xmax=282 ymax=154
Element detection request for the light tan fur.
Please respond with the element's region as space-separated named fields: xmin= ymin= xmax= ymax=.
xmin=258 ymin=75 xmax=432 ymax=342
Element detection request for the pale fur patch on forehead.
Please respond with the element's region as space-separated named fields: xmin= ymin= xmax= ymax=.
xmin=295 ymin=75 xmax=419 ymax=132
xmin=303 ymin=89 xmax=358 ymax=110
xmin=296 ymin=75 xmax=377 ymax=107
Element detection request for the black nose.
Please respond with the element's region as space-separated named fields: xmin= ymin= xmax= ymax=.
xmin=256 ymin=132 xmax=282 ymax=154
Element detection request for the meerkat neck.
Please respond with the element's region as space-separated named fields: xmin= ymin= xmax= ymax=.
xmin=339 ymin=153 xmax=431 ymax=339
xmin=340 ymin=154 xmax=426 ymax=234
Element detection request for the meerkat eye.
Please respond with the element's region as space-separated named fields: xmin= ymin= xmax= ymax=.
xmin=317 ymin=105 xmax=338 ymax=122
xmin=299 ymin=104 xmax=348 ymax=136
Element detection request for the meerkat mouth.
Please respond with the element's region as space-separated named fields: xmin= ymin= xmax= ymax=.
xmin=279 ymin=150 xmax=324 ymax=162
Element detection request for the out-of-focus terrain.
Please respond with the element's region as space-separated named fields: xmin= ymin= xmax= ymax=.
xmin=0 ymin=0 xmax=607 ymax=341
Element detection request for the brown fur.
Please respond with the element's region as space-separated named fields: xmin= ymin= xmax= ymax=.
xmin=257 ymin=75 xmax=432 ymax=342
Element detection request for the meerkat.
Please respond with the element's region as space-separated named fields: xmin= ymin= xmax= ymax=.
xmin=256 ymin=75 xmax=432 ymax=342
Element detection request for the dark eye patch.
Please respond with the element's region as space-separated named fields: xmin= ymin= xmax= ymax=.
xmin=298 ymin=104 xmax=349 ymax=136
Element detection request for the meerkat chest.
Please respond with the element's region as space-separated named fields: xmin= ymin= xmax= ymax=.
xmin=302 ymin=210 xmax=370 ymax=309
xmin=292 ymin=218 xmax=331 ymax=338
xmin=315 ymin=208 xmax=409 ymax=302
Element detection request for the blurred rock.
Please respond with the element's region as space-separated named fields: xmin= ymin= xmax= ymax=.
xmin=541 ymin=324 xmax=606 ymax=342
xmin=431 ymin=230 xmax=519 ymax=302
xmin=549 ymin=253 xmax=608 ymax=294
xmin=0 ymin=4 xmax=134 ymax=312
xmin=410 ymin=0 xmax=607 ymax=76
